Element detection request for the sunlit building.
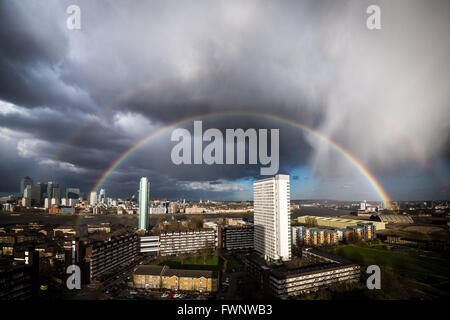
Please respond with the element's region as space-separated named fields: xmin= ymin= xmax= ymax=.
xmin=253 ymin=174 xmax=291 ymax=262
xmin=133 ymin=265 xmax=218 ymax=292
xmin=89 ymin=191 xmax=97 ymax=206
xmin=139 ymin=177 xmax=150 ymax=230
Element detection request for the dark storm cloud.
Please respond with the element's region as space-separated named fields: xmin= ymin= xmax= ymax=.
xmin=0 ymin=1 xmax=94 ymax=112
xmin=0 ymin=0 xmax=448 ymax=199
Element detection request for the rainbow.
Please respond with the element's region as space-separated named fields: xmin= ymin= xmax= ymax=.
xmin=38 ymin=72 xmax=447 ymax=196
xmin=90 ymin=111 xmax=392 ymax=209
xmin=74 ymin=213 xmax=84 ymax=232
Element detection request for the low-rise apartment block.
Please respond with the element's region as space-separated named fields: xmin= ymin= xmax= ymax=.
xmin=293 ymin=222 xmax=376 ymax=247
xmin=292 ymin=226 xmax=338 ymax=246
xmin=245 ymin=249 xmax=360 ymax=298
xmin=133 ymin=265 xmax=219 ymax=292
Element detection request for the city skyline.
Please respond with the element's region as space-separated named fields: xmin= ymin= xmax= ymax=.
xmin=0 ymin=0 xmax=449 ymax=307
xmin=2 ymin=173 xmax=449 ymax=203
xmin=0 ymin=0 xmax=449 ymax=202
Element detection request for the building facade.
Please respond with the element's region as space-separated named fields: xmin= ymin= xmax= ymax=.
xmin=0 ymin=252 xmax=39 ymax=300
xmin=159 ymin=229 xmax=216 ymax=256
xmin=221 ymin=225 xmax=254 ymax=251
xmin=292 ymin=226 xmax=338 ymax=247
xmin=246 ymin=249 xmax=360 ymax=298
xmin=20 ymin=177 xmax=33 ymax=197
xmin=133 ymin=265 xmax=218 ymax=292
xmin=66 ymin=188 xmax=80 ymax=199
xmin=0 ymin=263 xmax=34 ymax=300
xmin=140 ymin=235 xmax=160 ymax=255
xmin=292 ymin=223 xmax=375 ymax=246
xmin=253 ymin=174 xmax=291 ymax=262
xmin=77 ymin=234 xmax=139 ymax=282
xmin=89 ymin=192 xmax=97 ymax=206
xmin=139 ymin=177 xmax=150 ymax=230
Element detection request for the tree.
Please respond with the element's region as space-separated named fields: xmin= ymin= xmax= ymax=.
xmin=305 ymin=217 xmax=318 ymax=227
xmin=346 ymin=232 xmax=360 ymax=244
xmin=179 ymin=253 xmax=186 ymax=265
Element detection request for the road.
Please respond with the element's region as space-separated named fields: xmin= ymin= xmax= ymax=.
xmin=101 ymin=256 xmax=147 ymax=295
xmin=225 ymin=271 xmax=245 ymax=299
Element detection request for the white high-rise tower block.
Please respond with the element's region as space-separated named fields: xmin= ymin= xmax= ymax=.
xmin=139 ymin=177 xmax=150 ymax=230
xmin=89 ymin=191 xmax=97 ymax=206
xmin=253 ymin=174 xmax=291 ymax=262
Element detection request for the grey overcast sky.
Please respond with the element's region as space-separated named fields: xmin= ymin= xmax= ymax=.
xmin=0 ymin=0 xmax=449 ymax=201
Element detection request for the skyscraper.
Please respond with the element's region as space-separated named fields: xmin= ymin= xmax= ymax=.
xmin=20 ymin=177 xmax=33 ymax=197
xmin=139 ymin=177 xmax=150 ymax=231
xmin=98 ymin=189 xmax=106 ymax=204
xmin=66 ymin=188 xmax=80 ymax=199
xmin=253 ymin=174 xmax=291 ymax=262
xmin=52 ymin=184 xmax=60 ymax=201
xmin=47 ymin=181 xmax=59 ymax=200
xmin=37 ymin=182 xmax=48 ymax=205
xmin=90 ymin=191 xmax=97 ymax=206
xmin=23 ymin=185 xmax=32 ymax=207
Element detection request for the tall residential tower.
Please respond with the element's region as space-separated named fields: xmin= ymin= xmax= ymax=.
xmin=139 ymin=177 xmax=150 ymax=231
xmin=253 ymin=174 xmax=291 ymax=262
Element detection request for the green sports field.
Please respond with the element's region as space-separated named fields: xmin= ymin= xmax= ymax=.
xmin=150 ymin=254 xmax=222 ymax=271
xmin=324 ymin=243 xmax=450 ymax=298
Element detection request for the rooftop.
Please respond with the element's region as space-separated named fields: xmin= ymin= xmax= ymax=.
xmin=246 ymin=249 xmax=358 ymax=279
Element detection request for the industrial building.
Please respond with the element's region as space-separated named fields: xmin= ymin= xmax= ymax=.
xmin=296 ymin=216 xmax=385 ymax=230
xmin=370 ymin=214 xmax=414 ymax=224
